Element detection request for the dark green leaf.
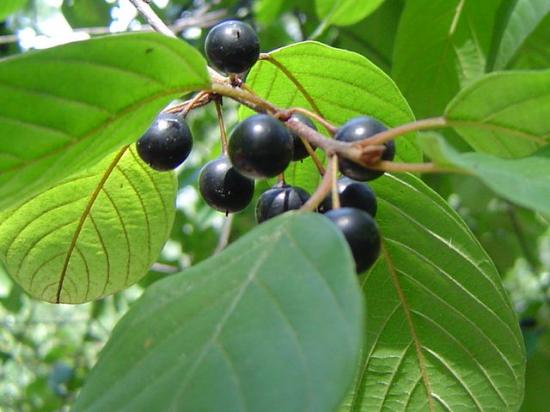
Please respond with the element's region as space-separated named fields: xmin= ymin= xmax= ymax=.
xmin=72 ymin=213 xmax=364 ymax=412
xmin=489 ymin=0 xmax=550 ymax=70
xmin=343 ymin=173 xmax=525 ymax=411
xmin=393 ymin=0 xmax=501 ymax=118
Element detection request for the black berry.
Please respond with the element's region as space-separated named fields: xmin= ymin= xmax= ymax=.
xmin=325 ymin=207 xmax=381 ymax=273
xmin=289 ymin=113 xmax=317 ymax=161
xmin=199 ymin=156 xmax=254 ymax=213
xmin=256 ymin=184 xmax=310 ymax=223
xmin=204 ymin=20 xmax=260 ymax=74
xmin=136 ymin=112 xmax=193 ymax=171
xmin=228 ymin=114 xmax=293 ymax=179
xmin=319 ymin=177 xmax=377 ymax=217
xmin=335 ymin=116 xmax=395 ymax=181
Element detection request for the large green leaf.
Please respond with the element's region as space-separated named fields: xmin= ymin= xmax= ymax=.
xmin=445 ymin=70 xmax=550 ymax=157
xmin=0 ymin=146 xmax=176 ymax=304
xmin=0 ymin=0 xmax=27 ymax=20
xmin=315 ymin=0 xmax=385 ymax=26
xmin=72 ymin=213 xmax=364 ymax=412
xmin=489 ymin=0 xmax=550 ymax=70
xmin=343 ymin=173 xmax=525 ymax=411
xmin=392 ymin=0 xmax=501 ymax=118
xmin=241 ymin=41 xmax=420 ymax=192
xmin=0 ymin=33 xmax=209 ymax=211
xmin=421 ymin=134 xmax=550 ymax=216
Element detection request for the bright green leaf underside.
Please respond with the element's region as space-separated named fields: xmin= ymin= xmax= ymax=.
xmin=445 ymin=70 xmax=550 ymax=157
xmin=0 ymin=0 xmax=27 ymax=20
xmin=343 ymin=173 xmax=525 ymax=411
xmin=0 ymin=32 xmax=209 ymax=211
xmin=72 ymin=213 xmax=364 ymax=412
xmin=0 ymin=146 xmax=176 ymax=303
xmin=422 ymin=134 xmax=550 ymax=216
xmin=242 ymin=41 xmax=420 ymax=192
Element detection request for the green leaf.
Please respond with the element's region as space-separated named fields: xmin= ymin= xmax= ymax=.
xmin=316 ymin=0 xmax=385 ymax=26
xmin=0 ymin=146 xmax=176 ymax=304
xmin=343 ymin=173 xmax=525 ymax=411
xmin=510 ymin=11 xmax=550 ymax=70
xmin=445 ymin=70 xmax=550 ymax=157
xmin=0 ymin=0 xmax=27 ymax=20
xmin=0 ymin=33 xmax=209 ymax=211
xmin=421 ymin=134 xmax=550 ymax=216
xmin=241 ymin=41 xmax=420 ymax=192
xmin=490 ymin=0 xmax=550 ymax=70
xmin=72 ymin=213 xmax=364 ymax=412
xmin=334 ymin=0 xmax=404 ymax=73
xmin=62 ymin=0 xmax=112 ymax=28
xmin=392 ymin=0 xmax=501 ymax=118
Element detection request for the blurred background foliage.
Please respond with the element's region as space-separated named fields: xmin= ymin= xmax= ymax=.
xmin=0 ymin=0 xmax=548 ymax=410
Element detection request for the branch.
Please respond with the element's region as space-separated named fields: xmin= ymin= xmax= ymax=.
xmin=128 ymin=0 xmax=176 ymax=38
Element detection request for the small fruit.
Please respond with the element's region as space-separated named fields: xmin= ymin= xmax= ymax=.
xmin=136 ymin=112 xmax=193 ymax=171
xmin=325 ymin=207 xmax=381 ymax=273
xmin=256 ymin=184 xmax=310 ymax=223
xmin=199 ymin=156 xmax=254 ymax=213
xmin=289 ymin=113 xmax=317 ymax=161
xmin=204 ymin=20 xmax=260 ymax=74
xmin=228 ymin=114 xmax=294 ymax=179
xmin=319 ymin=177 xmax=377 ymax=217
xmin=334 ymin=116 xmax=395 ymax=181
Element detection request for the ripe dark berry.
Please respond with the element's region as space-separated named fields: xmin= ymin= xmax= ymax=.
xmin=199 ymin=156 xmax=254 ymax=213
xmin=204 ymin=20 xmax=260 ymax=74
xmin=228 ymin=114 xmax=293 ymax=179
xmin=319 ymin=177 xmax=377 ymax=217
xmin=136 ymin=112 xmax=193 ymax=171
xmin=256 ymin=184 xmax=310 ymax=223
xmin=289 ymin=113 xmax=317 ymax=161
xmin=325 ymin=207 xmax=381 ymax=273
xmin=335 ymin=116 xmax=395 ymax=181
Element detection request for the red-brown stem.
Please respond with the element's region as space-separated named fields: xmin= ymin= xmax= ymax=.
xmin=368 ymin=161 xmax=467 ymax=174
xmin=286 ymin=107 xmax=337 ymax=135
xmin=358 ymin=117 xmax=448 ymax=147
xmin=301 ymin=158 xmax=333 ymax=211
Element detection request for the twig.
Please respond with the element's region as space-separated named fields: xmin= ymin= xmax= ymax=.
xmin=358 ymin=117 xmax=448 ymax=147
xmin=214 ymin=97 xmax=228 ymax=153
xmin=286 ymin=107 xmax=337 ymax=135
xmin=128 ymin=0 xmax=176 ymax=38
xmin=214 ymin=214 xmax=234 ymax=254
xmin=367 ymin=161 xmax=467 ymax=174
xmin=301 ymin=158 xmax=333 ymax=211
xmin=330 ymin=156 xmax=340 ymax=208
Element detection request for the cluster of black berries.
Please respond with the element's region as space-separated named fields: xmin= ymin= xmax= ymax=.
xmin=135 ymin=20 xmax=395 ymax=273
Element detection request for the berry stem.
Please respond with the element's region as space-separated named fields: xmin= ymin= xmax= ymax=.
xmin=164 ymin=92 xmax=212 ymax=115
xmin=128 ymin=0 xmax=176 ymax=38
xmin=330 ymin=155 xmax=341 ymax=209
xmin=299 ymin=135 xmax=326 ymax=175
xmin=286 ymin=107 xmax=337 ymax=135
xmin=301 ymin=157 xmax=334 ymax=212
xmin=367 ymin=161 xmax=468 ymax=174
xmin=357 ymin=117 xmax=448 ymax=147
xmin=214 ymin=97 xmax=228 ymax=153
